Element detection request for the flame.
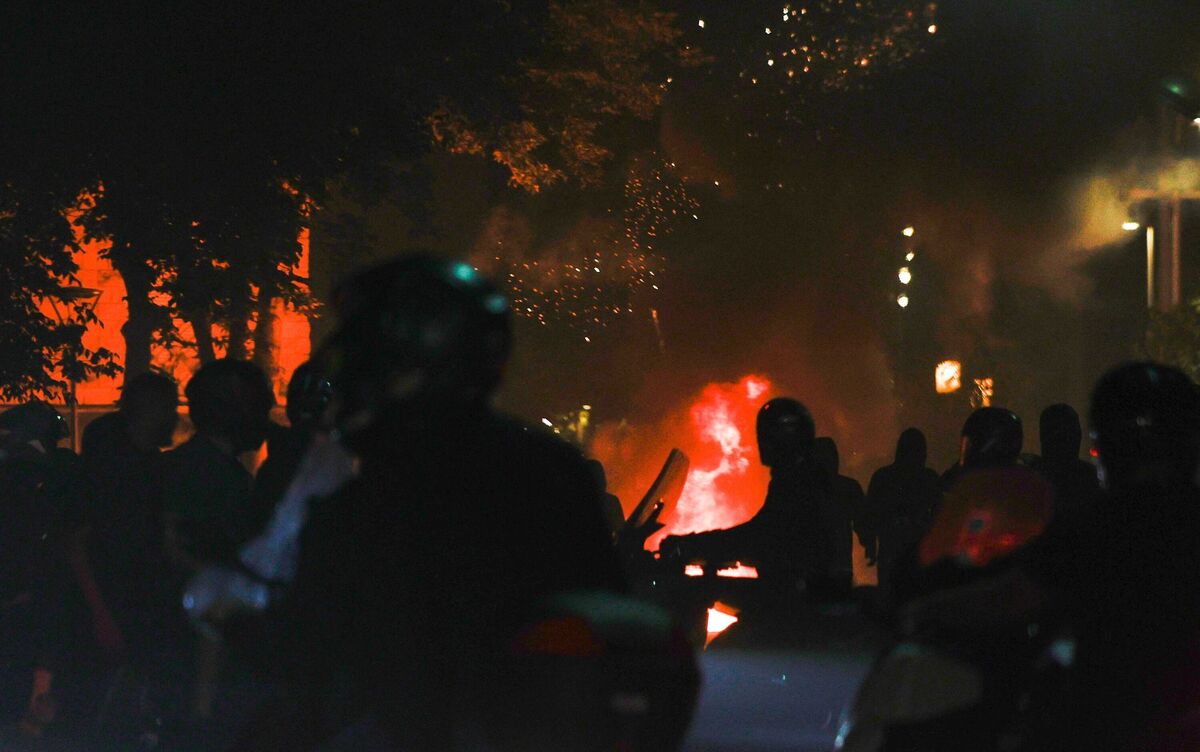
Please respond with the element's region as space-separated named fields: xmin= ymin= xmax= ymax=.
xmin=664 ymin=376 xmax=773 ymax=543
xmin=592 ymin=375 xmax=774 ymax=551
xmin=683 ymin=564 xmax=705 ymax=577
xmin=705 ymin=601 xmax=740 ymax=647
xmin=715 ymin=562 xmax=759 ymax=579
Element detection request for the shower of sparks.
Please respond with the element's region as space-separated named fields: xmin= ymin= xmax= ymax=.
xmin=732 ymin=1 xmax=937 ymax=124
xmin=624 ymin=155 xmax=700 ymax=257
xmin=480 ymin=155 xmax=697 ymax=339
xmin=487 ymin=243 xmax=657 ymax=338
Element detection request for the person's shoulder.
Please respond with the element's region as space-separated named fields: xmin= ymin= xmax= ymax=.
xmin=489 ymin=412 xmax=586 ymax=464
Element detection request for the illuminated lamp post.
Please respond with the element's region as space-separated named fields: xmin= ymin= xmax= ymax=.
xmin=45 ymin=285 xmax=102 ymax=451
xmin=1126 ymin=75 xmax=1200 ymax=312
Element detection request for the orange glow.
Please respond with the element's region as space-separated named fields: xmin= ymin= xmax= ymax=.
xmin=705 ymin=601 xmax=739 ymax=647
xmin=669 ymin=376 xmax=773 ymax=544
xmin=684 ymin=564 xmax=705 ymax=577
xmin=715 ymin=562 xmax=759 ymax=579
xmin=44 ymin=212 xmax=311 ymax=408
xmin=591 ymin=375 xmax=774 ymax=551
xmin=935 ymin=360 xmax=962 ymax=394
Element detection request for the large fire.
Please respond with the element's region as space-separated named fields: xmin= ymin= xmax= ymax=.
xmin=593 ymin=375 xmax=775 ymax=550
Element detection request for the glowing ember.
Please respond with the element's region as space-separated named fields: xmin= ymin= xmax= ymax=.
xmin=935 ymin=360 xmax=962 ymax=394
xmin=715 ymin=562 xmax=759 ymax=579
xmin=706 ymin=602 xmax=740 ymax=647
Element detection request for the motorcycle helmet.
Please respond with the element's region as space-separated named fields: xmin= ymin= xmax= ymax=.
xmin=756 ymin=398 xmax=815 ymax=468
xmin=959 ymin=407 xmax=1023 ymax=468
xmin=315 ymin=254 xmax=511 ymax=444
xmin=1090 ymin=361 xmax=1200 ymax=490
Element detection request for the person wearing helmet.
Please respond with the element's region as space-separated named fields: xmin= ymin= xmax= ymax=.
xmin=940 ymin=406 xmax=1026 ymax=489
xmin=1018 ymin=362 xmax=1200 ymax=750
xmin=235 ymin=255 xmax=639 ymax=751
xmin=895 ymin=408 xmax=1053 ymax=604
xmin=661 ymin=397 xmax=837 ymax=591
xmin=250 ymin=361 xmax=333 ymax=529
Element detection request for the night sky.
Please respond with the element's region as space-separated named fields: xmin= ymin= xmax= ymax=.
xmin=318 ymin=0 xmax=1200 ymax=475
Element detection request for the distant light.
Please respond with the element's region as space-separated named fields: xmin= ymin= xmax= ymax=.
xmin=714 ymin=180 xmax=720 ymax=186
xmin=897 ymin=294 xmax=910 ymax=308
xmin=905 ymin=251 xmax=916 ymax=261
xmin=582 ymin=404 xmax=592 ymax=411
xmin=583 ymin=336 xmax=591 ymax=343
xmin=697 ymin=18 xmax=705 ymax=28
xmin=765 ymin=27 xmax=772 ymax=34
xmin=452 ymin=263 xmax=476 ymax=282
xmin=1122 ymin=221 xmax=1141 ymax=232
xmin=1193 ymin=117 xmax=1200 ymax=127
xmin=936 ymin=360 xmax=963 ymax=394
xmin=902 ymin=226 xmax=916 ymax=237
xmin=898 ymin=267 xmax=912 ymax=285
xmin=767 ymin=59 xmax=775 ymax=66
xmin=541 ymin=418 xmax=553 ymax=427
xmin=927 ymin=24 xmax=938 ymax=34
xmin=684 ymin=564 xmax=704 ymax=577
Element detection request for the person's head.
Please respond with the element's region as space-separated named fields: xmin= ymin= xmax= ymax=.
xmin=813 ymin=436 xmax=839 ymax=476
xmin=1090 ymin=362 xmax=1200 ymax=492
xmin=756 ymin=397 xmax=815 ymax=468
xmin=285 ymin=361 xmax=333 ymax=431
xmin=119 ymin=371 xmax=179 ymax=450
xmin=315 ymin=254 xmax=511 ymax=448
xmin=959 ymin=407 xmax=1023 ymax=469
xmin=895 ymin=427 xmax=927 ymax=467
xmin=585 ymin=458 xmax=608 ymax=492
xmin=0 ymin=400 xmax=68 ymax=454
xmin=184 ymin=359 xmax=275 ymax=453
xmin=1039 ymin=403 xmax=1082 ymax=462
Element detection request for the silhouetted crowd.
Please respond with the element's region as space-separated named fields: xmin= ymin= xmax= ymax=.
xmin=2 ymin=254 xmax=1200 ymax=751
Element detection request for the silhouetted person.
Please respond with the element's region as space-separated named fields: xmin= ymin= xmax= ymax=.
xmin=586 ymin=458 xmax=627 ymax=541
xmin=813 ymin=436 xmax=861 ymax=593
xmin=164 ymin=358 xmax=274 ymax=721
xmin=76 ymin=372 xmax=179 ymax=660
xmin=1030 ymin=403 xmax=1099 ymax=523
xmin=235 ymin=257 xmax=653 ymax=752
xmin=0 ymin=401 xmax=80 ymax=737
xmin=1021 ymin=363 xmax=1200 ymax=750
xmin=662 ymin=398 xmax=836 ymax=592
xmin=865 ymin=428 xmax=940 ymax=593
xmin=251 ymin=361 xmax=332 ymax=532
xmin=897 ymin=408 xmax=1053 ymax=605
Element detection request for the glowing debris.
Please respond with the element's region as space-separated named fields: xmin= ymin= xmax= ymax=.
xmin=936 ymin=360 xmax=962 ymax=394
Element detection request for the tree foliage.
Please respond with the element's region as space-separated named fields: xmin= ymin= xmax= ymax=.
xmin=1143 ymin=301 xmax=1200 ymax=383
